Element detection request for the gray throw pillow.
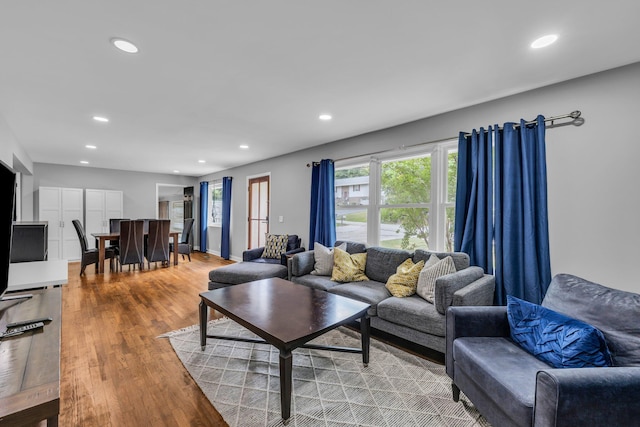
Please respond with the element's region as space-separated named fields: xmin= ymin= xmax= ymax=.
xmin=311 ymin=242 xmax=347 ymax=276
xmin=416 ymin=255 xmax=456 ymax=303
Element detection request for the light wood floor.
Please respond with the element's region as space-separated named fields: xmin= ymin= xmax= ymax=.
xmin=60 ymin=251 xmax=233 ymax=427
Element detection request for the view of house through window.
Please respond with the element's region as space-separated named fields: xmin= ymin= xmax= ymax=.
xmin=335 ymin=141 xmax=457 ymax=251
xmin=208 ymin=180 xmax=223 ymax=226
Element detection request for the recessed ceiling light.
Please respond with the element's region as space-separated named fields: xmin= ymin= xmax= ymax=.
xmin=93 ymin=116 xmax=109 ymax=123
xmin=111 ymin=38 xmax=139 ymax=54
xmin=85 ymin=144 xmax=97 ymax=149
xmin=319 ymin=114 xmax=332 ymax=121
xmin=531 ymin=34 xmax=558 ymax=49
xmin=80 ymin=160 xmax=89 ymax=164
xmin=173 ymin=170 xmax=180 ymax=173
xmin=239 ymin=145 xmax=249 ymax=150
xmin=198 ymin=160 xmax=206 ymax=163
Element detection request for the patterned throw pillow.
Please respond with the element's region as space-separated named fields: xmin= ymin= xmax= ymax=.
xmin=385 ymin=258 xmax=426 ymax=297
xmin=416 ymin=255 xmax=456 ymax=303
xmin=312 ymin=242 xmax=347 ymax=276
xmin=261 ymin=234 xmax=289 ymax=259
xmin=331 ymin=247 xmax=368 ymax=282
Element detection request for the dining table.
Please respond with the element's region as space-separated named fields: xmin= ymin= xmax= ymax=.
xmin=91 ymin=230 xmax=182 ymax=274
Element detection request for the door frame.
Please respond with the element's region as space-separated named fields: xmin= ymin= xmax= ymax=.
xmin=246 ymin=172 xmax=271 ymax=249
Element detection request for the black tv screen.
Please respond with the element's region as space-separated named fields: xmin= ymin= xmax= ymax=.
xmin=0 ymin=161 xmax=16 ymax=298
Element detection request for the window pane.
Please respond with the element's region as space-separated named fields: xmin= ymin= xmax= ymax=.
xmin=335 ymin=207 xmax=368 ymax=243
xmin=211 ymin=186 xmax=222 ymax=224
xmin=381 ymin=155 xmax=431 ymax=205
xmin=445 ymin=206 xmax=455 ymax=252
xmin=380 ymin=207 xmax=429 ymax=250
xmin=447 ymin=149 xmax=458 ymax=203
xmin=335 ymin=165 xmax=369 ymax=243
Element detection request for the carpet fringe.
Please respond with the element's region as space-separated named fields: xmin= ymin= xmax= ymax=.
xmin=157 ymin=316 xmax=230 ymax=338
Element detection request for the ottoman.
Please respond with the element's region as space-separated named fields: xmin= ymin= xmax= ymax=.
xmin=208 ymin=262 xmax=288 ymax=290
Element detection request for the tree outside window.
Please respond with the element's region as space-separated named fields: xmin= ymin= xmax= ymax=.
xmin=335 ymin=142 xmax=457 ymax=251
xmin=208 ymin=181 xmax=223 ymax=226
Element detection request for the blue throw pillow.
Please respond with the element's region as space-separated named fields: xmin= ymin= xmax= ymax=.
xmin=506 ymin=295 xmax=612 ymax=369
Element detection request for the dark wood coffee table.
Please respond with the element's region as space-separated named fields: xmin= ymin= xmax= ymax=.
xmin=199 ymin=277 xmax=371 ymax=424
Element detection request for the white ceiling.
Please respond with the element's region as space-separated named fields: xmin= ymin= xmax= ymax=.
xmin=2 ymin=1 xmax=639 ymax=177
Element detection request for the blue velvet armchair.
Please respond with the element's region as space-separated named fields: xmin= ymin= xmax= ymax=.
xmin=242 ymin=234 xmax=304 ymax=266
xmin=446 ymin=274 xmax=640 ymax=427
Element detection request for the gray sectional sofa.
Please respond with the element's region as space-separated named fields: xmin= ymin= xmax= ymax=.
xmin=289 ymin=241 xmax=495 ymax=353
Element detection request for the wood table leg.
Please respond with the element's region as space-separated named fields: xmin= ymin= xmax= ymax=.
xmin=172 ymin=232 xmax=179 ymax=266
xmin=279 ymin=349 xmax=293 ymax=423
xmin=361 ymin=314 xmax=370 ymax=367
xmin=199 ymin=300 xmax=207 ymax=350
xmin=98 ymin=237 xmax=106 ymax=274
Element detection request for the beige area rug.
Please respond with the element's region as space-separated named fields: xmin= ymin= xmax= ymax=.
xmin=161 ymin=318 xmax=489 ymax=427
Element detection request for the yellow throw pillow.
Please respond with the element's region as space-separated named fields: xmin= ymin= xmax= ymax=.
xmin=385 ymin=258 xmax=425 ymax=297
xmin=331 ymin=247 xmax=368 ymax=282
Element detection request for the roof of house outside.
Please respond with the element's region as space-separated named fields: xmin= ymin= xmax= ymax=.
xmin=335 ymin=176 xmax=369 ymax=187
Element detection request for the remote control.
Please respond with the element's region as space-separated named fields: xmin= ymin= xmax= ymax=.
xmin=1 ymin=321 xmax=45 ymax=338
xmin=6 ymin=317 xmax=53 ymax=329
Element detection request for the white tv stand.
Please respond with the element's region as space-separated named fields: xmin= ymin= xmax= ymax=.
xmin=7 ymin=260 xmax=68 ymax=292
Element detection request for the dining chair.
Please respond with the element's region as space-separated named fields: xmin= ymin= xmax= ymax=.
xmin=72 ymin=219 xmax=116 ymax=275
xmin=170 ymin=217 xmax=194 ymax=262
xmin=109 ymin=218 xmax=130 ymax=255
xmin=118 ymin=220 xmax=145 ymax=271
xmin=145 ymin=219 xmax=171 ymax=269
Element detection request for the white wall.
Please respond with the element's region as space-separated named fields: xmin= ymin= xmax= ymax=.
xmin=201 ymin=62 xmax=640 ymax=293
xmin=32 ymin=163 xmax=199 ymax=245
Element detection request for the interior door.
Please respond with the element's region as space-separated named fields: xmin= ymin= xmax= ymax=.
xmin=248 ymin=176 xmax=270 ymax=249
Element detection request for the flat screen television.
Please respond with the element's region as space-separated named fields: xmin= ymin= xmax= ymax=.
xmin=0 ymin=161 xmax=16 ymax=299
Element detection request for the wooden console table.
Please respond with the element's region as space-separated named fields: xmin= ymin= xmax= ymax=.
xmin=0 ymin=288 xmax=61 ymax=426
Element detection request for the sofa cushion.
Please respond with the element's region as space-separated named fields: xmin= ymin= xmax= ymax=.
xmin=365 ymin=247 xmax=412 ymax=283
xmin=385 ymin=258 xmax=425 ymax=297
xmin=208 ymin=262 xmax=288 ymax=285
xmin=507 ymin=295 xmax=613 ymax=369
xmin=416 ymin=255 xmax=456 ymax=303
xmin=291 ymin=274 xmax=340 ymax=292
xmin=453 ymin=337 xmax=549 ymax=425
xmin=311 ymin=242 xmax=346 ymax=276
xmin=261 ymin=234 xmax=289 ymax=259
xmin=377 ymin=295 xmax=445 ymax=336
xmin=328 ymin=280 xmax=389 ymax=316
xmin=331 ymin=247 xmax=368 ymax=282
xmin=286 ymin=234 xmax=300 ymax=251
xmin=335 ymin=240 xmax=367 ymax=254
xmin=542 ymin=274 xmax=640 ymax=367
xmin=413 ymin=249 xmax=469 ymax=271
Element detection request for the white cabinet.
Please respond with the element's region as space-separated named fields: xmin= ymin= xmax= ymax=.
xmin=85 ymin=189 xmax=124 ymax=249
xmin=38 ymin=186 xmax=84 ymax=261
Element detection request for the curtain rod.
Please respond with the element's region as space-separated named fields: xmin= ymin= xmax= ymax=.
xmin=307 ymin=110 xmax=581 ymax=167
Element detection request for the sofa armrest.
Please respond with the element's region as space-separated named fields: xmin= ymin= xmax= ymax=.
xmin=280 ymin=247 xmax=306 ymax=266
xmin=451 ymin=274 xmax=495 ymax=307
xmin=445 ymin=306 xmax=509 ymax=377
xmin=243 ymin=247 xmax=265 ymax=262
xmin=290 ymin=251 xmax=315 ymax=277
xmin=434 ymin=266 xmax=485 ymax=314
xmin=534 ymin=367 xmax=640 ymax=426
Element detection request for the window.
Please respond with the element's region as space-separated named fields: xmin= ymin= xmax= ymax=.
xmin=353 ymin=184 xmax=361 ymax=191
xmin=335 ymin=141 xmax=457 ymax=251
xmin=208 ymin=180 xmax=223 ymax=227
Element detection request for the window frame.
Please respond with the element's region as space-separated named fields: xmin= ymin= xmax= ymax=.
xmin=335 ymin=139 xmax=457 ymax=251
